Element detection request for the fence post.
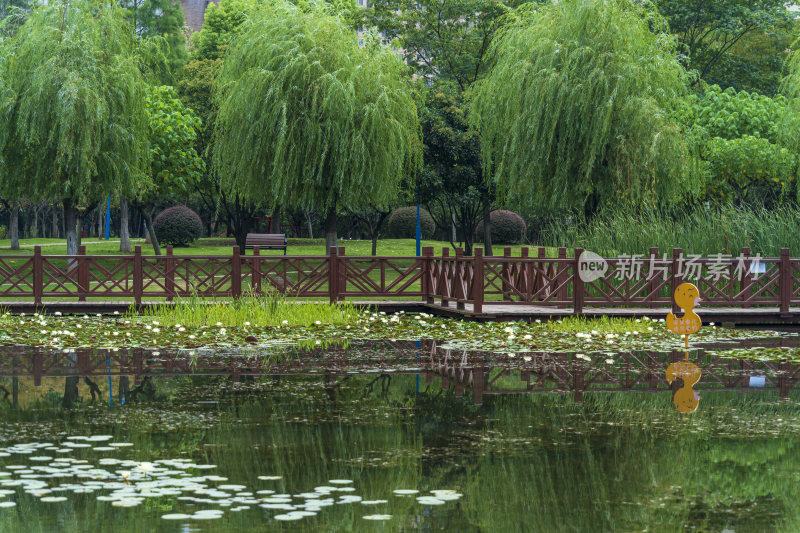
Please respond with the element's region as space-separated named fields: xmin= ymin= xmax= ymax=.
xmin=648 ymin=247 xmax=658 ymax=309
xmin=520 ymin=247 xmax=530 ymax=301
xmin=558 ymin=247 xmax=567 ymax=307
xmin=165 ymin=246 xmax=175 ymax=302
xmin=232 ymin=246 xmax=242 ymax=299
xmin=338 ymin=246 xmax=346 ymax=301
xmin=329 ymin=246 xmax=339 ymax=304
xmin=502 ymin=247 xmax=512 ymax=301
xmin=440 ymin=247 xmax=450 ymax=307
xmin=78 ymin=245 xmax=87 ymax=302
xmin=133 ymin=246 xmax=143 ymax=307
xmin=33 ymin=246 xmax=43 ymax=306
xmin=252 ymin=246 xmax=262 ymax=294
xmin=473 ymin=248 xmax=484 ymax=315
xmin=671 ymin=248 xmax=682 ymax=314
xmin=741 ymin=247 xmax=751 ymax=309
xmin=780 ymin=248 xmax=790 ymax=317
xmin=422 ymin=246 xmax=434 ymax=303
xmin=574 ymin=247 xmax=584 ymax=315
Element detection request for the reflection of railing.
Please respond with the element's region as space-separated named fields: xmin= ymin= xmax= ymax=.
xmin=0 ymin=341 xmax=431 ymax=386
xmin=424 ymin=344 xmax=800 ymax=405
xmin=1 ymin=245 xmax=798 ymax=315
xmin=3 ymin=342 xmax=798 ymax=406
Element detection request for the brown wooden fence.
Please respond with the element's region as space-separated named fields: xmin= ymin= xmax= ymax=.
xmin=0 ymin=244 xmax=797 ymax=315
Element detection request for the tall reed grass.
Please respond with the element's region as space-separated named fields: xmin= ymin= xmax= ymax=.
xmin=542 ymin=204 xmax=800 ymax=256
xmin=138 ymin=292 xmax=362 ymax=328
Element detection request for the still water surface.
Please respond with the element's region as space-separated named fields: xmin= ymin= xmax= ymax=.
xmin=0 ymin=341 xmax=798 ymax=532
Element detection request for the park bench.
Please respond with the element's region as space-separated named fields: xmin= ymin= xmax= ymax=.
xmin=245 ymin=233 xmax=288 ymax=255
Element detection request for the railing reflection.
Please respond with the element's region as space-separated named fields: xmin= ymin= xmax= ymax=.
xmin=0 ymin=340 xmax=797 ymax=411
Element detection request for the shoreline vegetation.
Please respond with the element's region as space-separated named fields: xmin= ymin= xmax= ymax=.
xmin=0 ymin=296 xmax=792 ymax=359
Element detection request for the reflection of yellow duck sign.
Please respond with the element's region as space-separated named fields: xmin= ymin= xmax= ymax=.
xmin=665 ymin=283 xmax=703 ymax=413
xmin=665 ymin=360 xmax=702 ymax=414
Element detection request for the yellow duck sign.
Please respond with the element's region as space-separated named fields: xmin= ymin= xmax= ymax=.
xmin=666 ymin=283 xmax=702 ymax=337
xmin=665 ymin=282 xmax=702 ymax=414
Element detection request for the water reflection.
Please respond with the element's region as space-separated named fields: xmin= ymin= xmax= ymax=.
xmin=0 ymin=342 xmax=799 ymax=531
xmin=1 ymin=341 xmax=798 ymax=409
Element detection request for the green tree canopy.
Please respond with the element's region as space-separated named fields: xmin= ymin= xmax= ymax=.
xmin=683 ymin=85 xmax=795 ymax=205
xmin=121 ymin=0 xmax=189 ymax=84
xmin=364 ymin=0 xmax=526 ymax=91
xmin=471 ymin=0 xmax=693 ymax=216
xmin=656 ymin=0 xmax=791 ymax=89
xmin=132 ymin=85 xmax=204 ymax=254
xmin=213 ymin=0 xmax=421 ymax=250
xmin=0 ymin=0 xmax=148 ymax=253
xmin=190 ymin=0 xmax=259 ymax=61
xmin=418 ymin=86 xmax=488 ymax=255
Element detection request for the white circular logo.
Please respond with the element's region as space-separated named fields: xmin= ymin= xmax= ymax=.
xmin=578 ymin=250 xmax=608 ymax=283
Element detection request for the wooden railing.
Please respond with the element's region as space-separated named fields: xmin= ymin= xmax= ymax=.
xmin=0 ymin=244 xmax=798 ymax=314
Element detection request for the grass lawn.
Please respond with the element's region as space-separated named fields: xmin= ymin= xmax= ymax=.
xmin=0 ymin=237 xmax=561 ymax=257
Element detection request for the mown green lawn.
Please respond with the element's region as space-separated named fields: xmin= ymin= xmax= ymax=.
xmin=0 ymin=238 xmax=560 ymax=257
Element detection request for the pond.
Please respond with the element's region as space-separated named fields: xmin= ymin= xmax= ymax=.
xmin=0 ymin=340 xmax=799 ymax=531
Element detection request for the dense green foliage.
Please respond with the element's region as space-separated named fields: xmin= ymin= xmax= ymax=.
xmin=213 ymin=0 xmax=421 ymax=249
xmin=0 ymin=0 xmax=148 ymax=253
xmin=145 ymin=85 xmax=204 ymax=196
xmin=418 ymin=87 xmax=488 ymax=254
xmin=153 ymin=205 xmax=204 ymax=246
xmin=476 ymin=210 xmax=526 ymax=245
xmin=472 ymin=0 xmax=692 ymax=216
xmin=656 ymin=0 xmax=791 ymax=93
xmin=686 ymin=85 xmax=797 ymax=205
xmin=386 ymin=206 xmax=435 ymax=239
xmin=121 ymin=0 xmax=188 ymax=84
xmin=364 ymin=0 xmax=521 ymax=91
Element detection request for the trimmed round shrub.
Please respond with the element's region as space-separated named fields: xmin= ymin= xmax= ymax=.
xmin=387 ymin=206 xmax=435 ymax=238
xmin=153 ymin=206 xmax=203 ymax=246
xmin=476 ymin=210 xmax=527 ymax=244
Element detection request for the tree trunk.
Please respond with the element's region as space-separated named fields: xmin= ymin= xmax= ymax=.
xmin=324 ymin=208 xmax=337 ymax=253
xmin=63 ymin=376 xmax=80 ymax=408
xmin=271 ymin=207 xmax=281 ymax=234
xmin=482 ymin=202 xmax=493 ymax=256
xmin=371 ymin=234 xmax=378 ymax=256
xmin=143 ymin=209 xmax=161 ymax=256
xmin=32 ymin=205 xmax=39 ymax=239
xmin=119 ymin=197 xmax=131 ymax=253
xmin=306 ymin=210 xmax=314 ymax=239
xmin=51 ymin=206 xmax=59 ymax=238
xmin=9 ymin=202 xmax=19 ymax=250
xmin=63 ymin=199 xmax=79 ymax=255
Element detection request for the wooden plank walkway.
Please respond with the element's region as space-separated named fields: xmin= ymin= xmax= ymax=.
xmin=2 ymin=299 xmax=800 ymax=325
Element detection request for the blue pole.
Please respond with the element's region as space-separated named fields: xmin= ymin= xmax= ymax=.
xmin=107 ymin=357 xmax=113 ymax=408
xmin=104 ymin=196 xmax=111 ymax=240
xmin=415 ymin=203 xmax=421 ymax=256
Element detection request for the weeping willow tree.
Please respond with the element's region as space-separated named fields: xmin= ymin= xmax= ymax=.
xmin=471 ymin=0 xmax=694 ymax=217
xmin=213 ymin=1 xmax=421 ymax=251
xmin=777 ymin=48 xmax=800 ymax=203
xmin=1 ymin=0 xmax=148 ymax=254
